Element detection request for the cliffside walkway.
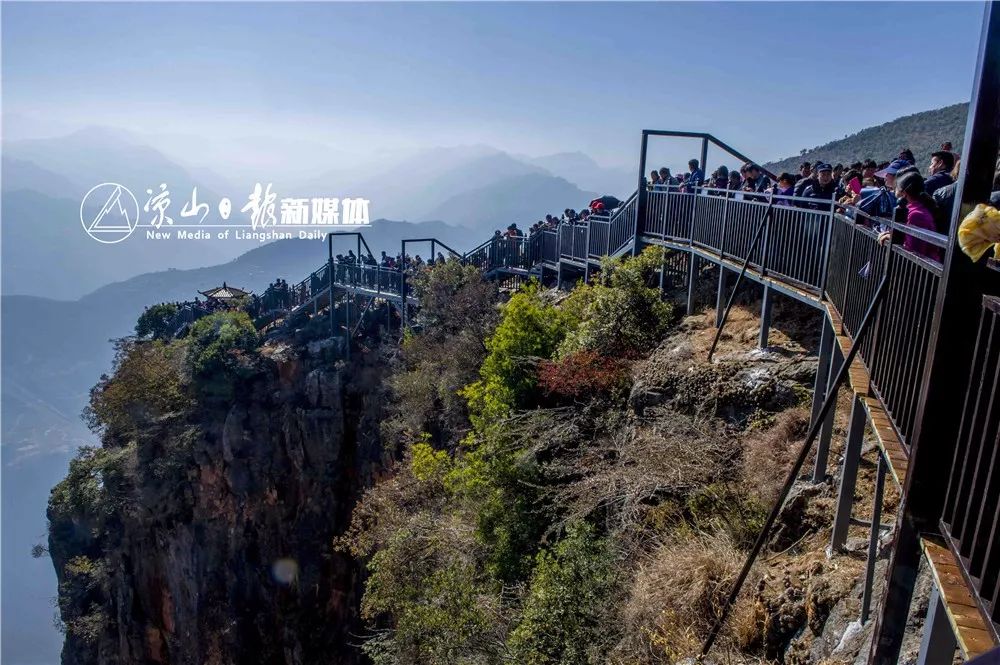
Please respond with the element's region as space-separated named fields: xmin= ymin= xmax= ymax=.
xmin=456 ymin=137 xmax=1000 ymax=661
xmin=285 ymin=10 xmax=1000 ymax=656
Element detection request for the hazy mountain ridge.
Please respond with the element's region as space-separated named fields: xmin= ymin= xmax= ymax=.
xmin=764 ymin=103 xmax=968 ymax=174
xmin=423 ymin=172 xmax=599 ymax=231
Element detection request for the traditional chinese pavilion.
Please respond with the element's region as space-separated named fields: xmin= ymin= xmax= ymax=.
xmin=198 ymin=282 xmax=251 ymax=306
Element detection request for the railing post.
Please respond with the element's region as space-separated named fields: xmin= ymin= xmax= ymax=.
xmin=760 ymin=205 xmax=771 ymax=277
xmin=400 ymin=239 xmax=406 ymax=330
xmin=718 ymin=192 xmax=729 ymax=259
xmin=689 ymin=186 xmax=700 ymax=245
xmin=831 ymin=394 xmax=866 ymax=551
xmin=634 ymin=132 xmax=649 ymax=256
xmin=584 ymin=222 xmax=591 ymax=283
xmin=819 ymin=208 xmax=835 ymax=299
xmin=328 ymin=235 xmax=335 ymax=339
xmin=720 ymin=191 xmax=730 ymax=260
xmin=839 ymin=223 xmax=858 ymax=334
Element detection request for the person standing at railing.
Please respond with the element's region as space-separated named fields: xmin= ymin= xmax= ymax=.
xmin=686 ymin=159 xmax=705 ymax=191
xmin=800 ymin=163 xmax=843 ymax=211
xmin=878 ymin=170 xmax=943 ymax=262
xmin=773 ymin=173 xmax=796 ymax=206
xmin=741 ymin=163 xmax=772 ymax=202
xmin=659 ymin=167 xmax=678 ymax=187
xmin=797 ymin=161 xmax=812 ymax=183
xmin=727 ymin=170 xmax=743 ymax=198
xmin=709 ymin=166 xmax=729 ymax=191
xmin=794 ymin=162 xmax=816 ymax=197
xmin=925 ymin=150 xmax=956 ymax=196
xmin=648 ymin=170 xmax=662 ymax=190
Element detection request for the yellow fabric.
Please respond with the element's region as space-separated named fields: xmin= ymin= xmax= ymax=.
xmin=958 ymin=203 xmax=1000 ymax=261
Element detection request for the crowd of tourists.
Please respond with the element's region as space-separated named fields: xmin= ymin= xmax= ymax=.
xmin=643 ymin=143 xmax=977 ymax=261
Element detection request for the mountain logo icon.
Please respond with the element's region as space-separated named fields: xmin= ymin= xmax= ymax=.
xmin=80 ymin=183 xmax=139 ymax=244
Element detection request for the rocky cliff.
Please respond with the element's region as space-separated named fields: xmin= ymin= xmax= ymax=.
xmin=47 ymin=323 xmax=391 ymax=665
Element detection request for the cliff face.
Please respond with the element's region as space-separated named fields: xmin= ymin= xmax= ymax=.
xmin=48 ymin=336 xmax=389 ymax=665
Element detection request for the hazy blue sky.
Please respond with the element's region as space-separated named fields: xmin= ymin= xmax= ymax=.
xmin=1 ymin=2 xmax=987 ymax=171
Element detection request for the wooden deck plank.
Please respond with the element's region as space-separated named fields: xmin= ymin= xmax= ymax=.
xmin=921 ymin=537 xmax=998 ymax=659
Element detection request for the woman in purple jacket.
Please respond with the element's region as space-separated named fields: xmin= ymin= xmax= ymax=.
xmin=878 ymin=171 xmax=943 ymax=262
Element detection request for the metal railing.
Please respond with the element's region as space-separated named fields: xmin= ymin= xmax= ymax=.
xmin=942 ymin=294 xmax=1000 ymax=632
xmin=463 ymin=182 xmax=948 ymax=456
xmin=288 ymin=260 xmax=406 ymax=312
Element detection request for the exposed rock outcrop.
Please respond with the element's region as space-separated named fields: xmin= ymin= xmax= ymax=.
xmin=48 ymin=338 xmax=389 ymax=665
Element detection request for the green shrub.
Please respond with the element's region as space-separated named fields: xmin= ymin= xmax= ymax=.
xmin=462 ymin=285 xmax=573 ymax=429
xmin=135 ymin=303 xmax=180 ymax=340
xmin=48 ymin=444 xmax=135 ymax=523
xmin=508 ymin=522 xmax=618 ymax=664
xmin=560 ymin=247 xmax=673 ymax=358
xmin=384 ymin=261 xmax=500 ymax=446
xmin=186 ymin=311 xmax=260 ymax=396
xmin=84 ymin=339 xmax=190 ymax=441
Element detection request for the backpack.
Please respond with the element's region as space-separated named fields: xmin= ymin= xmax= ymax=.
xmin=857 ymin=187 xmax=895 ymax=220
xmin=599 ymin=195 xmax=622 ymax=210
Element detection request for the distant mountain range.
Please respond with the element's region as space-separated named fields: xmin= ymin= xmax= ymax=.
xmin=764 ymin=103 xmax=968 ymax=174
xmin=2 ymin=128 xmax=625 ymax=300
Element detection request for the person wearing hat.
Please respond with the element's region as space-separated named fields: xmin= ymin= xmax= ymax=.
xmin=874 ymin=158 xmax=913 ymax=192
xmin=773 ymin=173 xmax=797 ymax=206
xmin=925 ymin=150 xmax=956 ymax=196
xmin=800 ymin=163 xmax=843 ymax=211
xmin=878 ymin=170 xmax=942 ymax=262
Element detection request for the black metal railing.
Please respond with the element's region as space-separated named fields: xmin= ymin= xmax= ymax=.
xmin=942 ymin=294 xmax=1000 ymax=633
xmin=288 ymin=261 xmax=406 ymax=312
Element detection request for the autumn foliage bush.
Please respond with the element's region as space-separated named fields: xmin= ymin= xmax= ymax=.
xmin=537 ymin=350 xmax=630 ymax=402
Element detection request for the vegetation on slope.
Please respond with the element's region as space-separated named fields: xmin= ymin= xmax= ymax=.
xmin=339 ymin=251 xmax=844 ymax=664
xmin=765 ymin=102 xmax=967 ymax=174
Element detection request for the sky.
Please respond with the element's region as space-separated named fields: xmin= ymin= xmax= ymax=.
xmin=0 ymin=1 xmax=987 ymax=172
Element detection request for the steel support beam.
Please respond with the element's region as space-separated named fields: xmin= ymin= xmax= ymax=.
xmin=686 ymin=253 xmax=697 ymax=316
xmin=814 ymin=343 xmax=843 ymax=483
xmin=832 ymin=395 xmax=867 ymax=552
xmin=715 ymin=265 xmax=730 ymax=329
xmin=915 ymin=588 xmax=957 ymax=665
xmin=758 ymin=283 xmax=773 ymax=349
xmin=862 ymin=455 xmax=887 ymax=624
xmin=634 ymin=132 xmax=649 ymax=256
